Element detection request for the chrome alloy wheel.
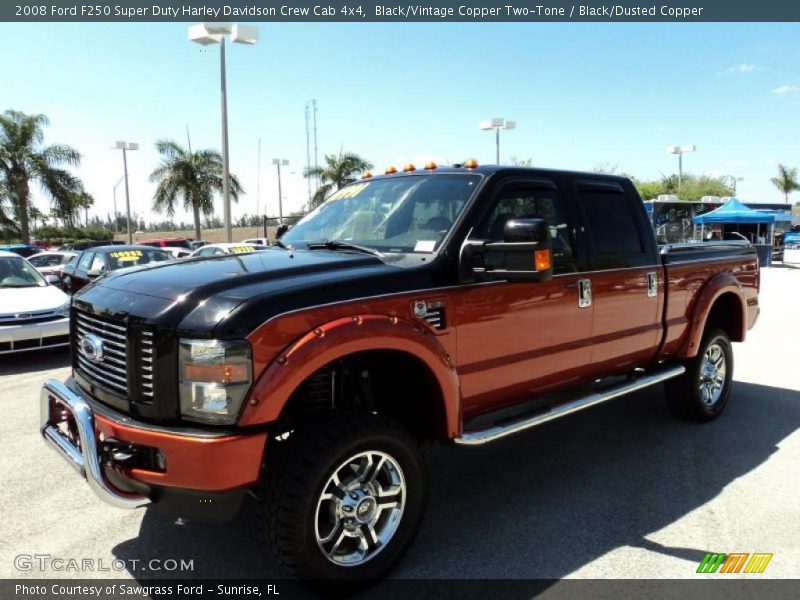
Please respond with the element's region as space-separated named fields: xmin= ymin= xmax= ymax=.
xmin=699 ymin=342 xmax=727 ymax=406
xmin=314 ymin=450 xmax=406 ymax=567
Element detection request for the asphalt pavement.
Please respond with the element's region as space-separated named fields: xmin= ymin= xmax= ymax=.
xmin=1 ymin=267 xmax=798 ymax=586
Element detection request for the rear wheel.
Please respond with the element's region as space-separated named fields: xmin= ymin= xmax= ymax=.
xmin=665 ymin=329 xmax=733 ymax=421
xmin=258 ymin=412 xmax=426 ymax=582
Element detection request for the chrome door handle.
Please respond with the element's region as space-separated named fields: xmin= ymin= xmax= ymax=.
xmin=578 ymin=279 xmax=592 ymax=308
xmin=647 ymin=272 xmax=657 ymax=298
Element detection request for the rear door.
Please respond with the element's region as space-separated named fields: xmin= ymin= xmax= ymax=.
xmin=572 ymin=179 xmax=662 ymax=373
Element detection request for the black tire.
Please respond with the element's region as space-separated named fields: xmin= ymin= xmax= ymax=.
xmin=258 ymin=411 xmax=427 ymax=582
xmin=665 ymin=329 xmax=734 ymax=421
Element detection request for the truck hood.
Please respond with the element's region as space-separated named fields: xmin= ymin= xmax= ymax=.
xmin=74 ymin=248 xmax=425 ymax=337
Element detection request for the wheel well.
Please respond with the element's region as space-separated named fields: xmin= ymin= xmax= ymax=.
xmin=705 ymin=292 xmax=744 ymax=342
xmin=274 ymin=350 xmax=448 ymax=442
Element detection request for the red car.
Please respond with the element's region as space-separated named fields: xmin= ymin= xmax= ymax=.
xmin=139 ymin=238 xmax=193 ymax=249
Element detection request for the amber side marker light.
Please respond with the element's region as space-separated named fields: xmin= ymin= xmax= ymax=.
xmin=464 ymin=159 xmax=479 ymax=169
xmin=385 ymin=166 xmax=398 ymax=174
xmin=424 ymin=161 xmax=437 ymax=170
xmin=535 ymin=249 xmax=551 ymax=271
xmin=361 ymin=171 xmax=373 ymax=179
xmin=403 ymin=163 xmax=416 ymax=172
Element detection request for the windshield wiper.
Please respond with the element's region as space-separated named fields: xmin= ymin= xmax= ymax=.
xmin=273 ymin=239 xmax=294 ymax=251
xmin=306 ymin=240 xmax=383 ymax=257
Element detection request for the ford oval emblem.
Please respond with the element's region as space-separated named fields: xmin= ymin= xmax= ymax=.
xmin=82 ymin=334 xmax=105 ymax=363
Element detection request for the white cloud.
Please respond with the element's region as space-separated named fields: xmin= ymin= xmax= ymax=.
xmin=719 ymin=64 xmax=759 ymax=75
xmin=772 ymin=84 xmax=800 ymax=95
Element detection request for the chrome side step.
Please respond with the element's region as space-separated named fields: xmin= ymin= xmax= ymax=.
xmin=454 ymin=364 xmax=686 ymax=446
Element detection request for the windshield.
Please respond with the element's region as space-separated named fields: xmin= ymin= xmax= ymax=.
xmin=0 ymin=256 xmax=47 ymax=288
xmin=29 ymin=254 xmax=70 ymax=268
xmin=106 ymin=249 xmax=171 ymax=270
xmin=282 ymin=174 xmax=480 ymax=253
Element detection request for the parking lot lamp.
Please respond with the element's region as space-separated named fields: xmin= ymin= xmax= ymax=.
xmin=666 ymin=145 xmax=696 ymax=191
xmin=188 ymin=23 xmax=259 ymax=242
xmin=273 ymin=159 xmax=289 ymax=224
xmin=111 ymin=141 xmax=138 ymax=243
xmin=479 ymin=118 xmax=516 ymax=164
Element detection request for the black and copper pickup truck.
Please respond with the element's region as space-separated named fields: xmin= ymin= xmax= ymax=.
xmin=41 ymin=164 xmax=759 ymax=581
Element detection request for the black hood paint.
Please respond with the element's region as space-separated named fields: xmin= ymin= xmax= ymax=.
xmin=74 ymin=248 xmax=445 ymax=338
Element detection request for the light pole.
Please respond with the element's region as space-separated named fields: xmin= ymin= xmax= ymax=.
xmin=273 ymin=159 xmax=289 ymax=223
xmin=666 ymin=145 xmax=696 ymax=191
xmin=724 ymin=175 xmax=742 ymax=197
xmin=112 ymin=141 xmax=137 ymax=243
xmin=479 ymin=118 xmax=516 ymax=164
xmin=112 ymin=176 xmax=124 ymax=233
xmin=189 ymin=22 xmax=259 ymax=243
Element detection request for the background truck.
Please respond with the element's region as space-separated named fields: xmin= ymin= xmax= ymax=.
xmin=41 ymin=164 xmax=760 ymax=581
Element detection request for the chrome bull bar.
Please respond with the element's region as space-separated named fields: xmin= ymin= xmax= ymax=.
xmin=40 ymin=379 xmax=151 ymax=509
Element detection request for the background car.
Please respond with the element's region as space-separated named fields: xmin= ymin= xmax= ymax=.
xmin=139 ymin=237 xmax=193 ymax=249
xmin=0 ymin=243 xmax=40 ymax=257
xmin=58 ymin=240 xmax=123 ymax=252
xmin=188 ymin=242 xmax=268 ymax=258
xmin=162 ymin=246 xmax=192 ymax=259
xmin=60 ymin=245 xmax=171 ymax=294
xmin=242 ymin=237 xmax=270 ymax=246
xmin=27 ymin=251 xmax=78 ymax=283
xmin=0 ymin=250 xmax=70 ymax=354
xmin=188 ymin=240 xmax=209 ymax=250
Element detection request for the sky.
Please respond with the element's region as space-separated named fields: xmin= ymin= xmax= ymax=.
xmin=1 ymin=22 xmax=799 ymax=226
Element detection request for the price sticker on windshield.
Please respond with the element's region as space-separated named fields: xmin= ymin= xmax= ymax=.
xmin=230 ymin=246 xmax=255 ymax=254
xmin=328 ymin=182 xmax=370 ymax=202
xmin=110 ymin=250 xmax=143 ymax=261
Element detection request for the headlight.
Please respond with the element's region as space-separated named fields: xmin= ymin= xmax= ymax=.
xmin=56 ymin=300 xmax=71 ymax=317
xmin=178 ymin=339 xmax=252 ymax=425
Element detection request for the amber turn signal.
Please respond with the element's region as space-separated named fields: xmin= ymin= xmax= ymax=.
xmin=403 ymin=163 xmax=416 ymax=172
xmin=464 ymin=158 xmax=479 ymax=169
xmin=183 ymin=363 xmax=250 ymax=384
xmin=385 ymin=166 xmax=398 ymax=174
xmin=534 ymin=249 xmax=551 ymax=272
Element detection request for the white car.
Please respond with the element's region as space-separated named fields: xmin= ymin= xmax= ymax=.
xmin=27 ymin=251 xmax=79 ymax=283
xmin=0 ymin=250 xmax=71 ymax=354
xmin=189 ymin=242 xmax=268 ymax=258
xmin=242 ymin=237 xmax=270 ymax=246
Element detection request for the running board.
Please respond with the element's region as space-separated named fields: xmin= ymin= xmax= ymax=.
xmin=454 ymin=365 xmax=686 ymax=446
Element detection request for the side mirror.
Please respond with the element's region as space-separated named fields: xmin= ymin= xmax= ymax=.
xmin=44 ymin=274 xmax=60 ymax=285
xmin=87 ymin=265 xmax=104 ymax=277
xmin=462 ymin=218 xmax=554 ymax=283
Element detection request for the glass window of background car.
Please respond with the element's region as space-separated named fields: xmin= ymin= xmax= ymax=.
xmin=29 ymin=254 xmax=65 ymax=267
xmin=106 ymin=249 xmax=169 ymax=270
xmin=282 ymin=175 xmax=480 ymax=252
xmin=77 ymin=252 xmax=94 ymax=271
xmin=0 ymin=257 xmax=46 ymax=287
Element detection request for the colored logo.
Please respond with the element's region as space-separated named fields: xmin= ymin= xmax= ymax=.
xmin=697 ymin=552 xmax=773 ymax=574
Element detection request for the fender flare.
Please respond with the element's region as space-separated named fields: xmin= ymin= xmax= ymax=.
xmin=679 ymin=271 xmax=747 ymax=358
xmin=237 ymin=314 xmax=461 ymax=436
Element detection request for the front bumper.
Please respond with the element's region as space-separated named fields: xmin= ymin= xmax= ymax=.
xmin=0 ymin=317 xmax=69 ymax=354
xmin=40 ymin=378 xmax=267 ymax=513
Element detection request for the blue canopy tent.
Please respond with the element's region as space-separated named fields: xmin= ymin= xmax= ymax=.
xmin=693 ymin=198 xmax=776 ymax=264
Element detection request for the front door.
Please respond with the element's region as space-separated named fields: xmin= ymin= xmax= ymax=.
xmin=453 ymin=178 xmax=594 ymax=421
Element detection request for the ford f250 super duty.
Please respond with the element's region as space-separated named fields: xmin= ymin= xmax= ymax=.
xmin=40 ymin=164 xmax=760 ymax=581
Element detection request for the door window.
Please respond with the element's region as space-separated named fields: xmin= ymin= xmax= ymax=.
xmin=77 ymin=252 xmax=94 ymax=272
xmin=474 ymin=184 xmax=576 ymax=274
xmin=578 ymin=186 xmax=649 ymax=268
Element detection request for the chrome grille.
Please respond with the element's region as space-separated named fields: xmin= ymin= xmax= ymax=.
xmin=140 ymin=330 xmax=154 ymax=401
xmin=75 ymin=312 xmax=128 ymax=396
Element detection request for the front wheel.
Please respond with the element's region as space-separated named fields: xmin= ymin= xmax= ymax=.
xmin=665 ymin=329 xmax=734 ymax=421
xmin=258 ymin=412 xmax=427 ymax=581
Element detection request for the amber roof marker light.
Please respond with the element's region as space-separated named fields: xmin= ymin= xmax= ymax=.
xmin=361 ymin=171 xmax=373 ymax=179
xmin=385 ymin=166 xmax=398 ymax=174
xmin=403 ymin=163 xmax=416 ymax=172
xmin=464 ymin=159 xmax=479 ymax=169
xmin=424 ymin=161 xmax=437 ymax=170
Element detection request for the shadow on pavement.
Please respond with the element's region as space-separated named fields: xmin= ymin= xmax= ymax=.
xmin=113 ymin=381 xmax=799 ymax=589
xmin=0 ymin=348 xmax=70 ymax=376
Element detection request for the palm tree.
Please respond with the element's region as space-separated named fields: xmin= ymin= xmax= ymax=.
xmin=0 ymin=179 xmax=18 ymax=240
xmin=770 ymin=164 xmax=800 ymax=202
xmin=0 ymin=110 xmax=83 ymax=243
xmin=150 ymin=140 xmax=243 ymax=240
xmin=304 ymin=151 xmax=373 ymax=208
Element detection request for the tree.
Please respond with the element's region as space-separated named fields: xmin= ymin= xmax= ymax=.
xmin=0 ymin=110 xmax=83 ymax=243
xmin=150 ymin=140 xmax=243 ymax=240
xmin=632 ymin=173 xmax=733 ymax=201
xmin=770 ymin=164 xmax=799 ymax=202
xmin=304 ymin=151 xmax=373 ymax=208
